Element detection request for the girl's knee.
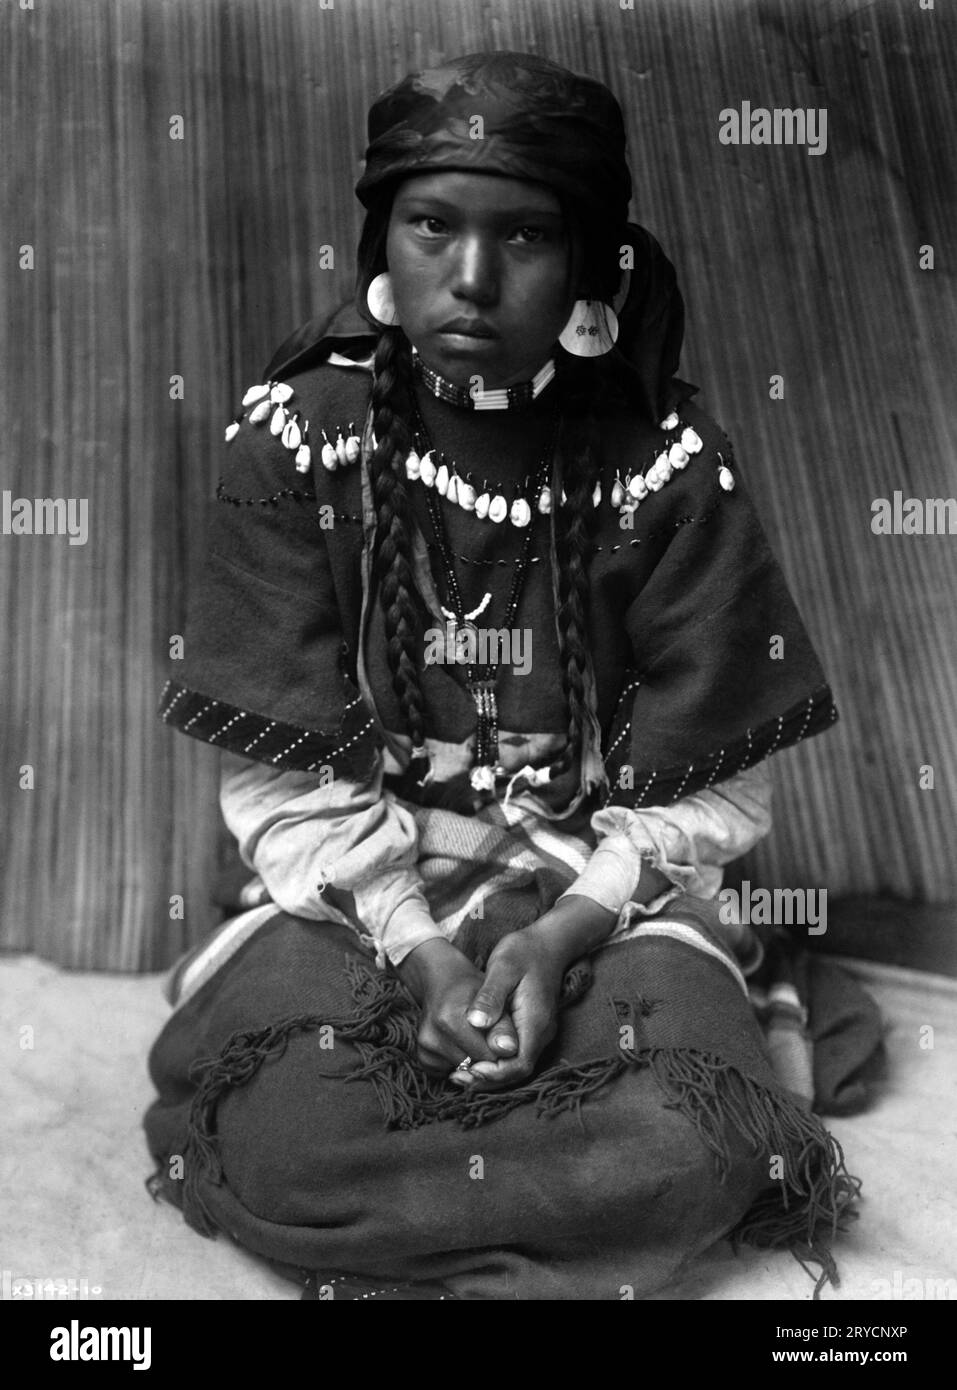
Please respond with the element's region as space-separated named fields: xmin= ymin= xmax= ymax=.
xmin=212 ymin=1033 xmax=372 ymax=1223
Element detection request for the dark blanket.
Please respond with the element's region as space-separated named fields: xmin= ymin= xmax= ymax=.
xmin=144 ymin=902 xmax=863 ymax=1301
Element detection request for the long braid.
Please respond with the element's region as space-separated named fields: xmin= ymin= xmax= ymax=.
xmin=549 ymin=359 xmax=603 ymax=782
xmin=366 ymin=327 xmax=432 ymax=776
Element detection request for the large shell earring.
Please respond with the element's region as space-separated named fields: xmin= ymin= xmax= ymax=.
xmin=558 ymin=299 xmax=619 ymax=357
xmin=367 ymin=272 xmax=399 ymax=326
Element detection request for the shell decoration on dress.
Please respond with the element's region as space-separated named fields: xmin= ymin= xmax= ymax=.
xmin=224 ymin=380 xmax=361 ymax=478
xmin=391 ymin=413 xmax=730 ymax=528
xmin=225 ymin=388 xmax=735 ymax=512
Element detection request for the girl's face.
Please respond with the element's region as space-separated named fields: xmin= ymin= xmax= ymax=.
xmin=385 ymin=171 xmax=578 ymax=390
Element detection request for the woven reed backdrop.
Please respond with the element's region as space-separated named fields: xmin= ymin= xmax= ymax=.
xmin=2 ymin=0 xmax=955 ymax=970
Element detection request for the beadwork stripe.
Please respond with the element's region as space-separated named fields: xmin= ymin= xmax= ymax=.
xmin=600 ymin=683 xmax=838 ymax=809
xmin=158 ymin=680 xmax=380 ymax=777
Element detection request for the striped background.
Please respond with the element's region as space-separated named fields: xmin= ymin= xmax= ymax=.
xmin=2 ymin=0 xmax=955 ymax=968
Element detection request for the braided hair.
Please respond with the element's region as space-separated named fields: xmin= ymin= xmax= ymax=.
xmin=355 ymin=190 xmax=622 ymax=799
xmin=364 ymin=326 xmax=433 ymax=780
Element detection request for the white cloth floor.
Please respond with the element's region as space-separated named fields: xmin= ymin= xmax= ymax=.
xmin=2 ymin=953 xmax=955 ymax=1301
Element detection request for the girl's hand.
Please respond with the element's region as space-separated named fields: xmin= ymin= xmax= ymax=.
xmin=396 ymin=938 xmax=519 ymax=1078
xmin=462 ymin=896 xmax=620 ymax=1090
xmin=460 ymin=925 xmax=567 ymax=1089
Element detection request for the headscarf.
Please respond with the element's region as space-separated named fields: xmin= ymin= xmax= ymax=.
xmin=264 ymin=52 xmax=697 ymax=423
xmin=355 ymin=51 xmax=632 ymax=231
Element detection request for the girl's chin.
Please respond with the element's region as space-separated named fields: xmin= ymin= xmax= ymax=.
xmin=414 ymin=338 xmax=551 ymax=391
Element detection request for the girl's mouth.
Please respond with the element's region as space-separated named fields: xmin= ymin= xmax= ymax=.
xmin=436 ymin=317 xmax=500 ymax=340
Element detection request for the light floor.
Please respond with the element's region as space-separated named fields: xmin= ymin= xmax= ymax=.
xmin=2 ymin=953 xmax=955 ymax=1301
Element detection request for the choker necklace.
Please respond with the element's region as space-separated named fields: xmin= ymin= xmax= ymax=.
xmin=411 ymin=347 xmax=556 ymax=411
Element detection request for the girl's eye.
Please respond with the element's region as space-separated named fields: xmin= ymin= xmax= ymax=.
xmin=512 ymin=226 xmax=548 ymax=245
xmin=412 ymin=216 xmax=447 ymax=235
xmin=408 ymin=218 xmax=553 ymax=244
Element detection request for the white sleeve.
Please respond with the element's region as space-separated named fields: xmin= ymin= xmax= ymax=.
xmin=557 ymin=761 xmax=773 ymax=918
xmin=218 ymin=749 xmax=446 ymax=967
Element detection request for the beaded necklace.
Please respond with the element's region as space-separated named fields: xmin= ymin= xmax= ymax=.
xmin=410 ymin=400 xmax=561 ymax=794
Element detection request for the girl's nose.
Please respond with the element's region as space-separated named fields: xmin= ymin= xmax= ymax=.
xmin=450 ymin=235 xmax=499 ymax=305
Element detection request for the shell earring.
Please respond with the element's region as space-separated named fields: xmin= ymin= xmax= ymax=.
xmin=367 ymin=272 xmax=399 ymax=326
xmin=559 ymin=299 xmax=619 ymax=357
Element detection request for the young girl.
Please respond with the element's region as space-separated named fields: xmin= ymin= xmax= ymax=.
xmin=145 ymin=51 xmax=858 ymax=1301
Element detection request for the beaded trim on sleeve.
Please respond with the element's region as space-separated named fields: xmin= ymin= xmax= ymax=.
xmin=600 ymin=683 xmax=838 ymax=808
xmin=158 ymin=679 xmax=380 ymax=778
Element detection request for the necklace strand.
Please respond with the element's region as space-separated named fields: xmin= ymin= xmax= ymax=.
xmin=410 ymin=400 xmax=559 ymax=792
xmin=424 ymin=461 xmax=548 ymax=778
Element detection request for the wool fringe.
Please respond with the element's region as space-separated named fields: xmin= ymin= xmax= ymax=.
xmin=644 ymin=1046 xmax=861 ymax=1298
